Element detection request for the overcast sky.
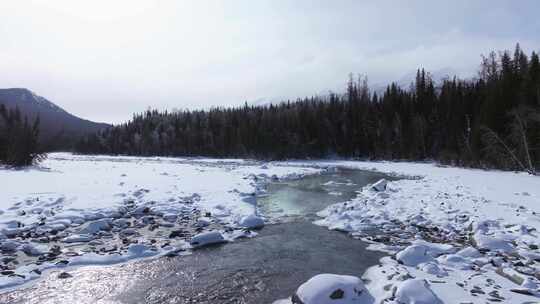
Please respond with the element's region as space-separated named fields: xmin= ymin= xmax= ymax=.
xmin=1 ymin=1 xmax=539 ymax=123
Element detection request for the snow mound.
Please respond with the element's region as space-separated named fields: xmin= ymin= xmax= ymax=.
xmin=395 ymin=279 xmax=442 ymax=304
xmin=190 ymin=231 xmax=226 ymax=248
xmin=292 ymin=274 xmax=373 ymax=304
xmin=238 ymin=214 xmax=265 ymax=229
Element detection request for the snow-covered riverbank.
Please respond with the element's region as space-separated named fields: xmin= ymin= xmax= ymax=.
xmin=0 ymin=153 xmax=320 ymax=289
xmin=2 ymin=154 xmax=540 ymax=303
xmin=276 ymin=160 xmax=540 ymax=303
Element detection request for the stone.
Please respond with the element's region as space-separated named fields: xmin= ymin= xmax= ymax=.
xmin=58 ymin=272 xmax=72 ymax=279
xmin=169 ymin=230 xmax=188 ymax=238
xmin=371 ymin=179 xmax=388 ymax=192
xmin=329 ymin=288 xmax=344 ymax=299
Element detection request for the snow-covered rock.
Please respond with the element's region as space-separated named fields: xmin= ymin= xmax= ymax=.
xmin=127 ymin=244 xmax=155 ymax=257
xmin=63 ymin=234 xmax=93 ymax=243
xmin=194 ymin=217 xmax=211 ymax=227
xmin=190 ymin=231 xmax=226 ymax=248
xmin=521 ymin=277 xmax=539 ymax=290
xmin=437 ymin=254 xmax=472 ymax=270
xmin=411 ymin=240 xmax=454 ymax=257
xmin=112 ymin=218 xmax=130 ymax=228
xmin=41 ymin=219 xmax=72 ymax=232
xmin=21 ymin=243 xmax=44 ymax=256
xmin=395 ymin=279 xmax=442 ymax=304
xmin=238 ymin=214 xmax=265 ymax=229
xmin=456 ymin=246 xmax=481 ymax=258
xmin=396 ymin=245 xmax=433 ymax=266
xmin=418 ymin=262 xmax=448 ymax=276
xmin=371 ymin=179 xmax=387 ymax=192
xmin=293 ymin=274 xmax=372 ymax=304
xmin=78 ymin=218 xmax=112 ymax=234
xmin=473 ymin=220 xmax=499 ymax=234
xmin=2 ymin=228 xmax=21 ymax=238
xmin=162 ymin=213 xmax=178 ymax=222
xmin=473 ymin=233 xmax=515 ymax=253
xmin=129 ymin=205 xmax=151 ymax=216
xmin=0 ymin=240 xmax=20 ymax=252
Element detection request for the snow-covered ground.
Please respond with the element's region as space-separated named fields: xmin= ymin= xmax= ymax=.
xmin=0 ymin=153 xmax=320 ymax=289
xmin=2 ymin=154 xmax=540 ymax=303
xmin=275 ymin=160 xmax=540 ymax=303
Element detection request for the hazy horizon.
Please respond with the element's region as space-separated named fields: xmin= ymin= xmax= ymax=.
xmin=1 ymin=0 xmax=540 ymax=124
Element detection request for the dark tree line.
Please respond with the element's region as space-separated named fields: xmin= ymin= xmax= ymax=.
xmin=0 ymin=104 xmax=44 ymax=166
xmin=75 ymin=44 xmax=540 ymax=173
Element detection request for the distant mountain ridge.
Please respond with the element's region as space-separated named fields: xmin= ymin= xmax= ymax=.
xmin=249 ymin=68 xmax=463 ymax=107
xmin=0 ymin=88 xmax=110 ymax=143
xmin=372 ymin=67 xmax=462 ymax=94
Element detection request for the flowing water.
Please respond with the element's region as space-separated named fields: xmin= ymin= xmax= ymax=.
xmin=1 ymin=168 xmax=391 ymax=304
xmin=259 ymin=168 xmax=391 ymax=221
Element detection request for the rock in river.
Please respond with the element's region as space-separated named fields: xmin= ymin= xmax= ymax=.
xmin=238 ymin=214 xmax=265 ymax=229
xmin=190 ymin=231 xmax=226 ymax=248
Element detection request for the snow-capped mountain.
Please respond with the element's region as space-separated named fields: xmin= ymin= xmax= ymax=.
xmin=372 ymin=67 xmax=461 ymax=94
xmin=0 ymin=88 xmax=109 ymax=140
xmin=250 ymin=68 xmax=462 ymax=107
xmin=248 ymin=89 xmax=339 ymax=107
xmin=249 ymin=96 xmax=288 ymax=107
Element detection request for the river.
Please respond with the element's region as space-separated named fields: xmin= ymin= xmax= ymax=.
xmin=2 ymin=168 xmax=391 ymax=304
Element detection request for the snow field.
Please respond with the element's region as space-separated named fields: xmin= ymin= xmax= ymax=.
xmin=2 ymin=154 xmax=540 ymax=303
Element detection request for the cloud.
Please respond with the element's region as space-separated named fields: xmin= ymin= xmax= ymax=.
xmin=0 ymin=0 xmax=539 ymax=123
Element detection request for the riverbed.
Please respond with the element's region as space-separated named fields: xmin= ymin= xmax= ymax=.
xmin=1 ymin=168 xmax=390 ymax=304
